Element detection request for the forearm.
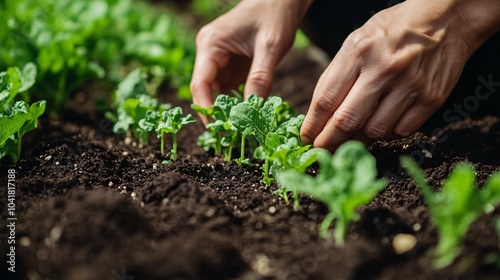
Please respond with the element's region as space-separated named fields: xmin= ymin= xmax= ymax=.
xmin=417 ymin=0 xmax=500 ymax=52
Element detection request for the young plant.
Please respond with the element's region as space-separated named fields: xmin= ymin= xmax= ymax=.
xmin=276 ymin=141 xmax=387 ymax=244
xmin=108 ymin=68 xmax=170 ymax=145
xmin=230 ymin=95 xmax=294 ymax=185
xmin=270 ymin=137 xmax=327 ymax=208
xmin=0 ymin=64 xmax=46 ymax=163
xmin=401 ymin=157 xmax=500 ymax=268
xmin=156 ymin=107 xmax=195 ymax=160
xmin=192 ymin=94 xmax=241 ymax=161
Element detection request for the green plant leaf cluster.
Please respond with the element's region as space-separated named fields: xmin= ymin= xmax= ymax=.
xmin=0 ymin=63 xmax=46 ymax=163
xmin=154 ymin=107 xmax=195 ymax=160
xmin=401 ymin=157 xmax=500 ymax=268
xmin=276 ymin=141 xmax=387 ymax=244
xmin=194 ymin=93 xmax=313 ymax=188
xmin=107 ymin=68 xmax=168 ymax=145
xmin=192 ymin=94 xmax=242 ymax=161
xmin=1 ymin=0 xmax=195 ymax=115
xmin=108 ymin=68 xmax=195 ymax=159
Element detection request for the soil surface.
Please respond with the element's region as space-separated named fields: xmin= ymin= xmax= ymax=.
xmin=1 ymin=49 xmax=500 ymax=280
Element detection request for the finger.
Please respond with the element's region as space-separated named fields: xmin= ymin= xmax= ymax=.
xmin=191 ymin=51 xmax=218 ymax=109
xmin=392 ymin=103 xmax=439 ymax=139
xmin=300 ymin=54 xmax=359 ymax=145
xmin=312 ymin=74 xmax=384 ymax=151
xmin=244 ymin=36 xmax=282 ymax=100
xmin=355 ymin=90 xmax=417 ymax=142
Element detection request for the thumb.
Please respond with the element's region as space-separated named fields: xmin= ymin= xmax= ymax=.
xmin=244 ymin=38 xmax=281 ymax=100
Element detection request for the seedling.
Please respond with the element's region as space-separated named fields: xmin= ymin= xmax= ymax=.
xmin=192 ymin=94 xmax=241 ymax=161
xmin=401 ymin=157 xmax=500 ymax=268
xmin=230 ymin=95 xmax=295 ymax=184
xmin=0 ymin=64 xmax=46 ymax=163
xmin=155 ymin=107 xmax=195 ymax=160
xmin=276 ymin=141 xmax=387 ymax=244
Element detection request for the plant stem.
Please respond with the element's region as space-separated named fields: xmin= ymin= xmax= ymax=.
xmin=171 ymin=133 xmax=177 ymax=160
xmin=239 ymin=135 xmax=245 ymax=163
xmin=160 ymin=133 xmax=165 ymax=155
xmin=320 ymin=212 xmax=336 ymax=240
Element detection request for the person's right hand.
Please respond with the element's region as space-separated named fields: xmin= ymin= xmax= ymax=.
xmin=190 ymin=0 xmax=313 ymax=111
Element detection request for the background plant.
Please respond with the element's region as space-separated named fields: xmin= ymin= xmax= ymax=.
xmin=402 ymin=157 xmax=500 ymax=268
xmin=0 ymin=63 xmax=46 ymax=163
xmin=1 ymin=0 xmax=195 ymax=115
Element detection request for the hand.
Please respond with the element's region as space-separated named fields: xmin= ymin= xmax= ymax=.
xmin=190 ymin=0 xmax=313 ymax=111
xmin=300 ymin=0 xmax=500 ymax=151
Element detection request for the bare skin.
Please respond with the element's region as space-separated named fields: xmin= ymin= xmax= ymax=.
xmin=191 ymin=0 xmax=500 ymax=151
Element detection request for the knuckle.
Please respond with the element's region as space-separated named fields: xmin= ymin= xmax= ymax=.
xmin=332 ymin=109 xmax=361 ymax=135
xmin=189 ymin=80 xmax=200 ymax=94
xmin=364 ymin=123 xmax=388 ymax=140
xmin=314 ymin=92 xmax=341 ymax=114
xmin=344 ymin=29 xmax=373 ymax=56
xmin=196 ymin=25 xmax=217 ymax=45
xmin=248 ymin=70 xmax=273 ymax=90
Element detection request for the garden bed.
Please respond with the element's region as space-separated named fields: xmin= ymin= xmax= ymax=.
xmin=1 ymin=49 xmax=500 ymax=280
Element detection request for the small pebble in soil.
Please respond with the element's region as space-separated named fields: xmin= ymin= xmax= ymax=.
xmin=45 ymin=155 xmax=52 ymax=161
xmin=162 ymin=198 xmax=169 ymax=206
xmin=392 ymin=233 xmax=417 ymax=255
xmin=422 ymin=150 xmax=432 ymax=158
xmin=252 ymin=254 xmax=271 ymax=276
xmin=108 ymin=181 xmax=114 ymax=187
xmin=131 ymin=192 xmax=136 ymax=200
xmin=122 ymin=151 xmax=129 ymax=156
xmin=50 ymin=226 xmax=62 ymax=241
xmin=55 ymin=161 xmax=60 ymax=165
xmin=205 ymin=208 xmax=215 ymax=217
xmin=188 ymin=217 xmax=197 ymax=224
xmin=413 ymin=223 xmax=421 ymax=232
xmin=19 ymin=237 xmax=31 ymax=247
xmin=153 ymin=163 xmax=157 ymax=170
xmin=269 ymin=206 xmax=277 ymax=214
xmin=132 ymin=142 xmax=137 ymax=147
xmin=124 ymin=137 xmax=132 ymax=145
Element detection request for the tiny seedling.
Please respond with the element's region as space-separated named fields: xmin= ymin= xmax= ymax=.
xmin=401 ymin=157 xmax=500 ymax=268
xmin=276 ymin=141 xmax=387 ymax=244
xmin=156 ymin=107 xmax=195 ymax=160
xmin=192 ymin=94 xmax=241 ymax=161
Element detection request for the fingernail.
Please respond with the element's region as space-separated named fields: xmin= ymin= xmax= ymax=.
xmin=301 ymin=136 xmax=311 ymax=145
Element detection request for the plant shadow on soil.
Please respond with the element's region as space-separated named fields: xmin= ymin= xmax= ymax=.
xmin=1 ymin=49 xmax=500 ymax=280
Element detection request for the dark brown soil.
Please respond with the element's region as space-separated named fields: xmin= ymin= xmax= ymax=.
xmin=1 ymin=49 xmax=500 ymax=280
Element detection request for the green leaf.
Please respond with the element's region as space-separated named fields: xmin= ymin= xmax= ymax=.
xmin=18 ymin=62 xmax=37 ymax=92
xmin=18 ymin=100 xmax=46 ymax=137
xmin=277 ymin=141 xmax=386 ymax=244
xmin=0 ymin=108 xmax=28 ymax=146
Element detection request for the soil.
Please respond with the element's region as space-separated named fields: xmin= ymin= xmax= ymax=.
xmin=1 ymin=48 xmax=500 ymax=280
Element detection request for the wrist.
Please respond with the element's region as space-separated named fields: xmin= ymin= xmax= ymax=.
xmin=418 ymin=0 xmax=500 ymax=53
